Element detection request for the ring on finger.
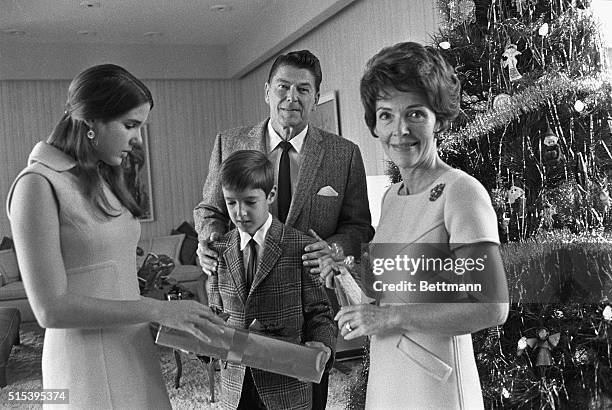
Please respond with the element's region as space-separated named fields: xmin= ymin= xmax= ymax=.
xmin=345 ymin=322 xmax=353 ymax=332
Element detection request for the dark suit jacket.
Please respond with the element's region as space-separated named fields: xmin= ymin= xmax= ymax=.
xmin=207 ymin=218 xmax=336 ymax=410
xmin=194 ymin=119 xmax=374 ymax=257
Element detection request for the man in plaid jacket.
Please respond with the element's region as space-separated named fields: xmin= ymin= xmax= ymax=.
xmin=208 ymin=150 xmax=336 ymax=410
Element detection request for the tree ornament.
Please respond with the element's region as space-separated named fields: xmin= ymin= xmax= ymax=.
xmin=573 ymin=347 xmax=591 ymax=364
xmin=603 ymin=305 xmax=612 ymax=321
xmin=517 ymin=336 xmax=529 ymax=354
xmin=517 ymin=328 xmax=561 ymax=378
xmin=532 ymin=328 xmax=561 ymax=366
xmin=502 ymin=387 xmax=510 ymax=399
xmin=542 ymin=126 xmax=564 ymax=166
xmin=501 ymin=214 xmax=511 ymax=233
xmin=574 ymin=100 xmax=585 ymax=112
xmin=542 ymin=201 xmax=556 ymax=228
xmin=502 ymin=44 xmax=523 ymax=82
xmin=493 ymin=93 xmax=512 ymax=111
xmin=439 ymin=41 xmax=451 ymax=50
xmin=507 ymin=186 xmax=525 ymax=204
xmin=538 ymin=22 xmax=549 ymax=36
xmin=448 ymin=0 xmax=476 ymax=28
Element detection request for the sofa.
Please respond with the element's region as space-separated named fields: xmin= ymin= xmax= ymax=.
xmin=0 ymin=230 xmax=204 ymax=323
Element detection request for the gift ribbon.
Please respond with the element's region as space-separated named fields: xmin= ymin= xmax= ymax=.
xmin=226 ymin=328 xmax=249 ymax=363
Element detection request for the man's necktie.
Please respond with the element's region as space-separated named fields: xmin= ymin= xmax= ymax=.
xmin=278 ymin=140 xmax=292 ymax=223
xmin=246 ymin=238 xmax=257 ymax=290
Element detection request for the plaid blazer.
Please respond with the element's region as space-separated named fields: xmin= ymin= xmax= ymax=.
xmin=207 ymin=218 xmax=337 ymax=410
xmin=194 ymin=119 xmax=374 ymax=258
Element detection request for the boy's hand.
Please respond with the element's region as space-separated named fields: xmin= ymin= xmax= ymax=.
xmin=305 ymin=341 xmax=332 ymax=363
xmin=317 ymin=255 xmax=337 ymax=289
xmin=303 ymin=229 xmax=332 ymax=273
xmin=197 ymin=232 xmax=220 ymax=275
xmin=297 ymin=341 xmax=331 ymax=382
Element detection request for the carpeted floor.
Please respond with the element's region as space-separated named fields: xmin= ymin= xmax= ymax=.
xmin=0 ymin=322 xmax=364 ymax=409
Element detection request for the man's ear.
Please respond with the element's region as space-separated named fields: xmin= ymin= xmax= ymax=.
xmin=267 ymin=186 xmax=277 ymax=204
xmin=264 ymin=82 xmax=270 ymax=105
xmin=313 ymin=91 xmax=320 ymax=110
xmin=84 ymin=119 xmax=95 ymax=128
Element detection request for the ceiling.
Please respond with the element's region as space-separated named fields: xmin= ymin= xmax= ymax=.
xmin=0 ymin=0 xmax=272 ymax=46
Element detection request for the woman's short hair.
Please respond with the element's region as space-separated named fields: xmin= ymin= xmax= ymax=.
xmin=360 ymin=42 xmax=461 ymax=137
xmin=267 ymin=50 xmax=322 ymax=93
xmin=220 ymin=150 xmax=275 ymax=196
xmin=48 ymin=64 xmax=154 ymax=218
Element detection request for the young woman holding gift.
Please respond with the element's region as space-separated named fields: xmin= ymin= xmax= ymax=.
xmin=7 ymin=64 xmax=224 ymax=409
xmin=320 ymin=42 xmax=509 ymax=409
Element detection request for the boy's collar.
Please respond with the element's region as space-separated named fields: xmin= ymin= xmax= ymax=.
xmin=239 ymin=213 xmax=272 ymax=250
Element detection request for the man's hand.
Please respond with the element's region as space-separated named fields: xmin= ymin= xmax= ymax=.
xmin=303 ymin=229 xmax=332 ymax=273
xmin=197 ymin=232 xmax=220 ymax=275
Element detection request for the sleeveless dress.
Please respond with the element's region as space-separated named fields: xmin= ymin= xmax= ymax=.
xmin=365 ymin=169 xmax=500 ymax=410
xmin=7 ymin=142 xmax=171 ymax=409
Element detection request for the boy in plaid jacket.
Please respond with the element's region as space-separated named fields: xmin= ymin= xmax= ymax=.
xmin=207 ymin=150 xmax=336 ymax=410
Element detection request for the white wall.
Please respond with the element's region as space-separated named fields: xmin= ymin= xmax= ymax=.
xmin=0 ymin=42 xmax=228 ymax=80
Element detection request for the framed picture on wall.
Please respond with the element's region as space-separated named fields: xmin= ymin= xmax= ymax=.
xmin=311 ymin=91 xmax=340 ymax=136
xmin=123 ymin=125 xmax=154 ymax=222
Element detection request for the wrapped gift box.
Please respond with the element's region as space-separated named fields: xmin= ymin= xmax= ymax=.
xmin=155 ymin=325 xmax=327 ymax=383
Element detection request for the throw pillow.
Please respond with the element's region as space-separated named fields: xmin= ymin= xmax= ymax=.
xmin=149 ymin=234 xmax=185 ymax=262
xmin=172 ymin=221 xmax=199 ymax=265
xmin=0 ymin=249 xmax=20 ymax=284
xmin=0 ymin=236 xmax=14 ymax=250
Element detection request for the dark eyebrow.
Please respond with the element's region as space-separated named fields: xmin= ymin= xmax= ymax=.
xmin=225 ymin=196 xmax=259 ymax=200
xmin=375 ymin=104 xmax=425 ymax=111
xmin=275 ymin=78 xmax=313 ymax=88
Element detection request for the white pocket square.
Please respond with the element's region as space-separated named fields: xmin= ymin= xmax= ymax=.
xmin=316 ymin=186 xmax=338 ymax=197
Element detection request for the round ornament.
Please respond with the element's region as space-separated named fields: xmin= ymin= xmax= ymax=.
xmin=493 ymin=93 xmax=512 ymax=110
xmin=574 ymin=100 xmax=585 ymax=112
xmin=538 ymin=22 xmax=549 ymax=36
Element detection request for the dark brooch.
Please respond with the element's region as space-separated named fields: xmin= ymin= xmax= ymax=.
xmin=429 ymin=183 xmax=446 ymax=201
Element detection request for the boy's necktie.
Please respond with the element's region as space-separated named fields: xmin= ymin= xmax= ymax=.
xmin=278 ymin=140 xmax=292 ymax=223
xmin=246 ymin=239 xmax=257 ymax=290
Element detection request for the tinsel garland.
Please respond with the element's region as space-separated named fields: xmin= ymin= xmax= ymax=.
xmin=475 ymin=230 xmax=612 ymax=408
xmin=439 ymin=73 xmax=612 ymax=151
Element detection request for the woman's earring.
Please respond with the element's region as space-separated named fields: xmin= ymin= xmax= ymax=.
xmin=87 ymin=129 xmax=97 ymax=146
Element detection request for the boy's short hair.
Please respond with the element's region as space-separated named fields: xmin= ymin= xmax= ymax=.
xmin=220 ymin=150 xmax=274 ymax=195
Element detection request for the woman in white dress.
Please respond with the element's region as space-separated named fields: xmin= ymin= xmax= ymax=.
xmin=7 ymin=64 xmax=224 ymax=409
xmin=323 ymin=42 xmax=509 ymax=409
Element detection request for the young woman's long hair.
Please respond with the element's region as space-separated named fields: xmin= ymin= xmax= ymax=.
xmin=48 ymin=64 xmax=154 ymax=218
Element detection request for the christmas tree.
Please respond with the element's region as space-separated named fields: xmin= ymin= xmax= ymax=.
xmin=388 ymin=0 xmax=612 ymax=242
xmin=378 ymin=0 xmax=612 ymax=408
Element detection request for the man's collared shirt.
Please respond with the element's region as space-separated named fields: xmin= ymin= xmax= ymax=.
xmin=267 ymin=121 xmax=307 ymax=219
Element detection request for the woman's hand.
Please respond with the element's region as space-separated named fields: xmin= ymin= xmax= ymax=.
xmin=335 ymin=304 xmax=395 ymax=340
xmin=157 ymin=299 xmax=225 ymax=343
